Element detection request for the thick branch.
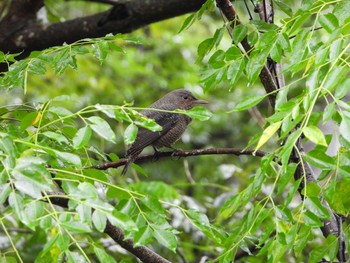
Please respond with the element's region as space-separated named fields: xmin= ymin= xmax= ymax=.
xmin=0 ymin=0 xmax=205 ymax=57
xmin=48 ymin=192 xmax=171 ymax=263
xmin=87 ymin=148 xmax=268 ymax=170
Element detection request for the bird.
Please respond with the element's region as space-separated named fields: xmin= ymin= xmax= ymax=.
xmin=122 ymin=89 xmax=208 ymax=175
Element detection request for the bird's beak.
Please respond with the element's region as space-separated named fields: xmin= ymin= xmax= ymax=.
xmin=193 ymin=99 xmax=208 ymax=105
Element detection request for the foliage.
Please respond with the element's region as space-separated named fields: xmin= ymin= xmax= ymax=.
xmin=0 ymin=0 xmax=350 ymax=262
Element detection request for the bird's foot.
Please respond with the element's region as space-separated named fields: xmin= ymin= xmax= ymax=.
xmin=152 ymin=147 xmax=161 ymax=162
xmin=170 ymin=148 xmax=182 ymax=161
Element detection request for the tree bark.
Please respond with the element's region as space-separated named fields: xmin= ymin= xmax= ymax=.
xmin=0 ymin=0 xmax=205 ymax=71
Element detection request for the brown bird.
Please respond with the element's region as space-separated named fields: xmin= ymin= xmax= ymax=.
xmin=122 ymin=89 xmax=208 ymax=175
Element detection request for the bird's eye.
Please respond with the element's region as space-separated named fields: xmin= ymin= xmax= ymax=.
xmin=183 ymin=96 xmax=188 ymax=100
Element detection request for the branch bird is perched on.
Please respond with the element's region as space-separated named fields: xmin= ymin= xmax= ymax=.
xmin=122 ymin=89 xmax=208 ymax=175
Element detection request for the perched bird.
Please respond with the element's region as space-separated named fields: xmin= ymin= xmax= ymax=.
xmin=122 ymin=89 xmax=208 ymax=175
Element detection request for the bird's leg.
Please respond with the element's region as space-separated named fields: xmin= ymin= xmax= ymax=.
xmin=152 ymin=146 xmax=161 ymax=162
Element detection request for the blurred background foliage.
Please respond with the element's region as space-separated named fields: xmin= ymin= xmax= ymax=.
xmin=1 ymin=0 xmax=349 ymax=262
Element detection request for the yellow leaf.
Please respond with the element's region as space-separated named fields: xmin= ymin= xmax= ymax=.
xmin=254 ymin=121 xmax=282 ymax=153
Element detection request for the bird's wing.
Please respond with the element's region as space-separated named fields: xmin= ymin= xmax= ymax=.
xmin=126 ymin=111 xmax=180 ymax=156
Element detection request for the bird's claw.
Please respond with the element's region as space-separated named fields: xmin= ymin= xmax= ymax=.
xmin=152 ymin=147 xmax=160 ymax=162
xmin=170 ymin=148 xmax=182 ymax=161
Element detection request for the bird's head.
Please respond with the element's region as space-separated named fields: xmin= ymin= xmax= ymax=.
xmin=167 ymin=89 xmax=208 ymax=110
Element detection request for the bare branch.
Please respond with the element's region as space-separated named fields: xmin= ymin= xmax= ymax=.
xmin=87 ymin=148 xmax=268 ymax=170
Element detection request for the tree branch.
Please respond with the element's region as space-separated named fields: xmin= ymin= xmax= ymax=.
xmin=215 ymin=0 xmax=278 ymax=108
xmin=292 ymin=138 xmax=348 ymax=261
xmin=47 ymin=191 xmax=171 ymax=263
xmin=87 ymin=148 xmax=268 ymax=170
xmin=0 ymin=0 xmax=205 ymax=70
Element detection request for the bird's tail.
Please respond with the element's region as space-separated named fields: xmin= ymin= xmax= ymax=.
xmin=121 ymin=158 xmax=132 ymax=176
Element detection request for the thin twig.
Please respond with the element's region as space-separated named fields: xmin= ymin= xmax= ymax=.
xmin=87 ymin=148 xmax=268 ymax=170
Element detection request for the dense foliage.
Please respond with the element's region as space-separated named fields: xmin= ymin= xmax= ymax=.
xmin=0 ymin=0 xmax=349 ymax=262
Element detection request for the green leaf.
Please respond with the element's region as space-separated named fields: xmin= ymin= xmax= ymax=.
xmin=87 ymin=116 xmax=116 ymax=143
xmin=280 ymin=130 xmax=302 ymax=166
xmin=270 ymin=42 xmax=282 ymax=62
xmin=304 ymin=197 xmax=330 ymax=219
xmin=53 ymin=150 xmax=82 ymax=167
xmin=179 ymin=13 xmax=196 ymax=33
xmin=124 ymin=123 xmax=138 ymax=145
xmin=227 ymin=58 xmax=245 ymax=89
xmin=323 ymin=66 xmax=347 ymax=92
xmin=95 ymin=104 xmax=116 ymax=118
xmin=178 ymin=106 xmax=212 ymax=121
xmin=24 ymin=202 xmax=44 ymax=230
xmin=246 ymin=49 xmax=269 ymax=85
xmin=197 ymin=38 xmax=214 ymax=63
xmin=229 ymin=94 xmax=265 ymax=112
xmin=8 ymin=192 xmax=27 ymax=223
xmin=141 ymin=196 xmax=166 ymax=214
xmin=326 ymin=235 xmax=338 ymax=262
xmin=304 ymin=149 xmax=335 ymax=170
xmin=20 ymin=111 xmax=41 ymax=130
xmin=187 ymin=209 xmax=220 ymax=243
xmin=48 ymin=106 xmax=73 ymax=117
xmin=134 ymin=226 xmax=154 ymax=247
xmin=247 ymin=31 xmax=259 ymax=46
xmin=178 ymin=0 xmax=214 ymax=32
xmin=73 ymin=126 xmax=92 ymax=149
xmin=12 ymin=156 xmax=53 ymax=198
xmin=0 ymin=136 xmax=16 ymax=168
xmin=225 ymin=46 xmax=242 ymax=61
xmin=134 ymin=115 xmax=162 ymax=132
xmin=303 ymin=126 xmax=327 ymax=146
xmin=255 ymin=121 xmax=282 ymax=152
xmin=60 ymin=221 xmax=91 ymax=233
xmin=42 ymin=131 xmax=69 ymax=144
xmin=92 ymin=41 xmax=109 ymax=63
xmin=132 ymin=181 xmax=179 ymax=199
xmin=92 ymin=210 xmax=107 ymax=233
xmin=309 ymin=246 xmax=327 ymax=263
xmin=107 ymin=210 xmax=137 ymax=232
xmin=277 ymin=163 xmax=297 ymax=195
xmin=94 ymin=247 xmax=116 ymax=263
xmin=340 ymin=111 xmax=350 ymax=143
xmin=153 ymin=227 xmax=177 ymax=252
xmin=0 ymin=183 xmax=11 ymax=205
xmin=322 ymin=103 xmax=335 ymax=123
xmin=232 ymin=24 xmax=248 ymax=44
xmin=250 ymin=20 xmax=279 ymax=32
xmin=274 ymin=1 xmax=293 ymax=16
xmin=319 ymin=13 xmax=339 ymax=34
xmin=302 ymin=211 xmax=323 ymax=227
xmin=218 ymin=194 xmax=242 ymax=219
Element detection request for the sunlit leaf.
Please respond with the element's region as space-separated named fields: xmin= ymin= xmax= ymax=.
xmin=87 ymin=116 xmax=116 ymax=143
xmin=73 ymin=126 xmax=92 ymax=149
xmin=255 ymin=121 xmax=282 ymax=152
xmin=92 ymin=210 xmax=107 ymax=232
xmin=124 ymin=123 xmax=138 ymax=145
xmin=153 ymin=227 xmax=177 ymax=252
xmin=303 ymin=126 xmax=327 ymax=146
